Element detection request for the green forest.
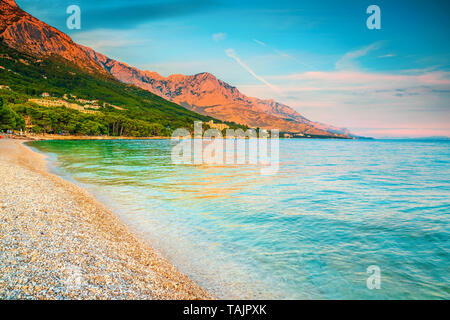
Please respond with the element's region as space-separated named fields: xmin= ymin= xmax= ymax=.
xmin=0 ymin=43 xmax=246 ymax=136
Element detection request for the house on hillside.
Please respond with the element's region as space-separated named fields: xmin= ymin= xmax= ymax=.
xmin=29 ymin=98 xmax=65 ymax=107
xmin=207 ymin=120 xmax=229 ymax=131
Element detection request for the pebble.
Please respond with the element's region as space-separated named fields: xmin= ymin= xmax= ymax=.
xmin=0 ymin=139 xmax=211 ymax=300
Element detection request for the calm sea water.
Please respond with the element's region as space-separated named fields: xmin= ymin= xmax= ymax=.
xmin=29 ymin=139 xmax=450 ymax=299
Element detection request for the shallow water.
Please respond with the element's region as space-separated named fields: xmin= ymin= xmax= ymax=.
xmin=29 ymin=139 xmax=450 ymax=299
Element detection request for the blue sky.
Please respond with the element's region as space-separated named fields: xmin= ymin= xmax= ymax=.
xmin=17 ymin=0 xmax=450 ymax=137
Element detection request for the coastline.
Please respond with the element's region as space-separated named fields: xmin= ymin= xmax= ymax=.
xmin=0 ymin=138 xmax=211 ymax=300
xmin=1 ymin=134 xmax=172 ymax=141
xmin=1 ymin=133 xmax=356 ymax=141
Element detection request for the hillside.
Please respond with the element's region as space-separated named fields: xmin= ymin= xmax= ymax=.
xmin=0 ymin=42 xmax=240 ymax=136
xmin=83 ymin=47 xmax=350 ymax=137
xmin=0 ymin=0 xmax=108 ymax=75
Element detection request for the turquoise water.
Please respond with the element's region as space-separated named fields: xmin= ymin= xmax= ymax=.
xmin=29 ymin=139 xmax=450 ymax=299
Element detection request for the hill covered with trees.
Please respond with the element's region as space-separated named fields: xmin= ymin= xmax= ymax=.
xmin=0 ymin=43 xmax=246 ymax=137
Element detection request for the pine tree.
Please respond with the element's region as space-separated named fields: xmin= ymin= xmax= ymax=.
xmin=0 ymin=96 xmax=21 ymax=130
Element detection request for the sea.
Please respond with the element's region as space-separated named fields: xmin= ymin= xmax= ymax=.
xmin=28 ymin=138 xmax=450 ymax=299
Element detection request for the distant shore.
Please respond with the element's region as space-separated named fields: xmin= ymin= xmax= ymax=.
xmin=0 ymin=138 xmax=211 ymax=299
xmin=1 ymin=132 xmax=355 ymax=141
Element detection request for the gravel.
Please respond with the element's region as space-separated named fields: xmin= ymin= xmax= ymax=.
xmin=0 ymin=139 xmax=211 ymax=300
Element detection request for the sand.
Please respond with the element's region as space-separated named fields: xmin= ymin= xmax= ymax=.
xmin=0 ymin=138 xmax=211 ymax=300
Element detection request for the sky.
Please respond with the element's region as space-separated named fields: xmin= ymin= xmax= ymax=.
xmin=16 ymin=0 xmax=450 ymax=137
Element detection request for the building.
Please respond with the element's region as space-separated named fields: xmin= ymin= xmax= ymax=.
xmin=67 ymin=103 xmax=85 ymax=112
xmin=28 ymin=98 xmax=99 ymax=114
xmin=77 ymin=99 xmax=98 ymax=104
xmin=29 ymin=98 xmax=65 ymax=107
xmin=207 ymin=120 xmax=230 ymax=131
xmin=84 ymin=104 xmax=101 ymax=110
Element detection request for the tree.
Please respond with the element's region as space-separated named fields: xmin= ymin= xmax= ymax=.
xmin=0 ymin=97 xmax=17 ymax=130
xmin=0 ymin=97 xmax=26 ymax=131
xmin=79 ymin=120 xmax=105 ymax=136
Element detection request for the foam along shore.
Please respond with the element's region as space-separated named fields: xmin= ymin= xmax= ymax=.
xmin=0 ymin=138 xmax=211 ymax=300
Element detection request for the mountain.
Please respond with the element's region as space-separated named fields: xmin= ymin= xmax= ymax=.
xmin=82 ymin=48 xmax=350 ymax=137
xmin=1 ymin=0 xmax=351 ymax=138
xmin=0 ymin=0 xmax=235 ymax=137
xmin=0 ymin=0 xmax=107 ymax=75
xmin=0 ymin=40 xmax=232 ymax=136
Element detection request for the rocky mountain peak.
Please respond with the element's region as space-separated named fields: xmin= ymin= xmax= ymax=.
xmin=2 ymin=0 xmax=17 ymax=8
xmin=143 ymin=70 xmax=164 ymax=80
xmin=0 ymin=1 xmax=108 ymax=75
xmin=195 ymin=72 xmax=216 ymax=80
xmin=167 ymin=74 xmax=186 ymax=81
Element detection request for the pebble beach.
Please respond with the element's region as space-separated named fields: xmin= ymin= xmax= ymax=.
xmin=0 ymin=138 xmax=211 ymax=300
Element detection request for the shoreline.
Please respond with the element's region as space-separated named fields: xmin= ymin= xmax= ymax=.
xmin=0 ymin=133 xmax=356 ymax=141
xmin=0 ymin=134 xmax=172 ymax=141
xmin=0 ymin=138 xmax=211 ymax=300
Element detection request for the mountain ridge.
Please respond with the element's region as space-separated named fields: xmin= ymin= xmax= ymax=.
xmin=82 ymin=47 xmax=349 ymax=136
xmin=1 ymin=0 xmax=351 ymax=137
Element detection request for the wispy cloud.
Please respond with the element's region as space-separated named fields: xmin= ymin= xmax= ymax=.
xmin=269 ymin=70 xmax=450 ymax=85
xmin=225 ymin=48 xmax=280 ymax=93
xmin=238 ymin=70 xmax=450 ymax=137
xmin=212 ymin=32 xmax=227 ymax=42
xmin=72 ymin=29 xmax=150 ymax=52
xmin=253 ymin=39 xmax=266 ymax=46
xmin=335 ymin=42 xmax=382 ymax=70
xmin=253 ymin=39 xmax=314 ymax=70
xmin=378 ymin=54 xmax=396 ymax=58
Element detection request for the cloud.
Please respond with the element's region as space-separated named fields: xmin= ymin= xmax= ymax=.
xmin=378 ymin=54 xmax=396 ymax=58
xmin=225 ymin=48 xmax=281 ymax=93
xmin=72 ymin=29 xmax=150 ymax=51
xmin=212 ymin=32 xmax=227 ymax=42
xmin=270 ymin=70 xmax=450 ymax=86
xmin=335 ymin=42 xmax=382 ymax=70
xmin=238 ymin=70 xmax=450 ymax=137
xmin=252 ymin=39 xmax=315 ymax=71
xmin=253 ymin=39 xmax=266 ymax=46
